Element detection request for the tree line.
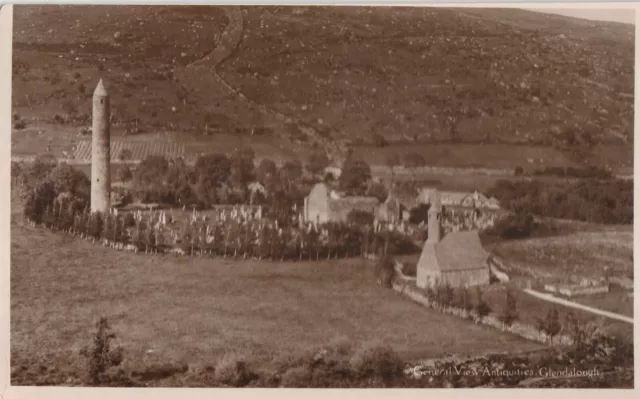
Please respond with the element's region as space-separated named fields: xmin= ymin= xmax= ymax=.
xmin=15 ymin=157 xmax=418 ymax=261
xmin=486 ymin=178 xmax=632 ymax=225
xmin=118 ymin=148 xmax=389 ymax=220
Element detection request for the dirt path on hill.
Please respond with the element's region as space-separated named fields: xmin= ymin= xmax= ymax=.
xmin=522 ymin=288 xmax=633 ymax=324
xmin=174 ymin=6 xmax=345 ymax=163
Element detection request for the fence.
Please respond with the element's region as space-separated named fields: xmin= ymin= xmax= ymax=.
xmin=392 ymin=280 xmax=573 ymax=347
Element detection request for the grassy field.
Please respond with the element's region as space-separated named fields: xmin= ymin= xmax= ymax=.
xmin=10 ymin=201 xmax=544 ymax=379
xmin=478 ymin=283 xmax=633 ymax=343
xmin=355 ymin=143 xmax=580 ymax=170
xmin=484 ymin=225 xmax=633 ymax=340
xmin=486 ymin=227 xmax=633 ymax=281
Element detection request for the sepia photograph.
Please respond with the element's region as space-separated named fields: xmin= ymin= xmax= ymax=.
xmin=5 ymin=1 xmax=636 ymax=390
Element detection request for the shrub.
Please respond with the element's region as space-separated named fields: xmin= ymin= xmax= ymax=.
xmin=213 ymin=354 xmax=255 ymax=387
xmin=500 ymin=288 xmax=519 ymax=328
xmin=130 ymin=362 xmax=188 ymax=382
xmin=372 ymin=133 xmax=388 ymax=147
xmin=117 ymin=166 xmax=133 ymax=182
xmin=474 ymin=286 xmax=491 ymax=319
xmin=346 ymin=209 xmax=374 ymax=226
xmin=486 ymin=179 xmax=632 ymax=224
xmin=82 ymin=317 xmax=124 ymax=386
xmin=326 ymin=335 xmax=353 ymax=358
xmin=374 ymin=253 xmax=395 ymax=288
xmin=349 ymin=341 xmax=403 ymax=383
xmin=491 ymin=212 xmax=536 ymax=239
xmin=13 ymin=120 xmax=26 ymax=130
xmin=280 ymin=365 xmax=313 ymax=387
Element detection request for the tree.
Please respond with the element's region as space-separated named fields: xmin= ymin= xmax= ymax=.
xmin=24 ymin=180 xmax=57 ymax=223
xmin=134 ymin=155 xmax=169 ymax=186
xmin=47 ymin=163 xmax=91 ymax=200
xmin=543 ymin=307 xmax=561 ymax=344
xmin=85 ymin=317 xmax=124 ymax=385
xmin=339 ymin=157 xmax=371 ymax=195
xmin=77 ymin=82 xmax=86 ymax=101
xmin=453 ymin=286 xmax=472 ymax=312
xmin=118 ymin=149 xmax=133 ymax=161
xmin=256 ymin=159 xmax=277 ymax=186
xmin=117 ymin=166 xmax=133 ymax=182
xmin=193 ymin=153 xmax=231 ymax=186
xmin=474 ymin=286 xmax=491 ymax=320
xmin=229 ymin=147 xmax=256 ymax=187
xmin=375 ymin=253 xmax=395 ymax=288
xmin=500 ymin=288 xmax=519 ymax=329
xmin=279 ymin=160 xmax=303 ymax=194
xmin=307 ymin=151 xmax=329 ymax=177
xmin=366 ymin=181 xmax=388 ymax=202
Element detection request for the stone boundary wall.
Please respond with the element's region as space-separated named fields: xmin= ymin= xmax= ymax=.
xmin=392 ymin=280 xmax=572 ymax=346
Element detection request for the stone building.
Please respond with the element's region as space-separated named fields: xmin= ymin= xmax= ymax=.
xmin=303 ymin=182 xmax=379 ymax=224
xmin=416 ymin=190 xmax=491 ymax=289
xmin=417 ymin=188 xmax=499 ymax=210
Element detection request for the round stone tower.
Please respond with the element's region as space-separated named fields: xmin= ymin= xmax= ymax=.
xmin=90 ymin=78 xmax=111 ymax=213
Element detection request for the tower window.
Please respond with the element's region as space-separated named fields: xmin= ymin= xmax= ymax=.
xmin=100 ymin=99 xmax=104 ymax=104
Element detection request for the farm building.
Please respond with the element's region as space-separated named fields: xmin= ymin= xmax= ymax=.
xmin=417 ymin=188 xmax=500 ymax=210
xmin=416 ymin=191 xmax=491 ymax=289
xmin=303 ymin=182 xmax=379 ymax=224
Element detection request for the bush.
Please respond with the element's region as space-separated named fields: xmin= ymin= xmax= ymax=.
xmin=349 ymin=342 xmax=403 ymax=383
xmin=372 ymin=133 xmax=388 ymax=147
xmin=514 ymin=166 xmax=524 ymax=176
xmin=82 ymin=317 xmax=124 ymax=386
xmin=326 ymin=335 xmax=353 ymax=358
xmin=280 ymin=366 xmax=313 ymax=387
xmin=13 ymin=120 xmax=27 ymax=130
xmin=486 ymin=179 xmax=632 ymax=224
xmin=375 ymin=254 xmax=395 ymax=288
xmin=117 ymin=166 xmax=133 ymax=182
xmin=213 ymin=354 xmax=255 ymax=387
xmin=346 ymin=209 xmax=374 ymax=226
xmin=491 ymin=212 xmax=536 ymax=239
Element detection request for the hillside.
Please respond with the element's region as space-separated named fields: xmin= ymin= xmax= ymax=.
xmin=11 ymin=5 xmax=634 ymax=169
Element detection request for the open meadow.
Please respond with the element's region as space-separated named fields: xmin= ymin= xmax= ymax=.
xmin=10 ymin=199 xmax=544 ymax=383
xmin=486 ymin=226 xmax=633 ymax=281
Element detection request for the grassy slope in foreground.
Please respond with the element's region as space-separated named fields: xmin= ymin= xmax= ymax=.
xmin=11 ymin=214 xmax=543 ymax=374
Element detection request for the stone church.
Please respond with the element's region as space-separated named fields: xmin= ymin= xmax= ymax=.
xmin=416 ymin=189 xmax=491 ymax=289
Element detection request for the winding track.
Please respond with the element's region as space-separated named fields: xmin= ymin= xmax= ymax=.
xmin=175 ymin=7 xmax=345 ymax=162
xmin=522 ymin=288 xmax=633 ymax=324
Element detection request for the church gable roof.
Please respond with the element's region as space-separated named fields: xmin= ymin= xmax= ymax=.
xmin=417 ymin=231 xmax=489 ymax=274
xmin=435 ymin=231 xmax=489 ymax=272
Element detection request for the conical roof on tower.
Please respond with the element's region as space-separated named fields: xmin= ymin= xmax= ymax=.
xmin=94 ymin=78 xmax=108 ymax=97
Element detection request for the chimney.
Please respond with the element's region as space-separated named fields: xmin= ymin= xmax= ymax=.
xmin=427 ymin=189 xmax=442 ymax=243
